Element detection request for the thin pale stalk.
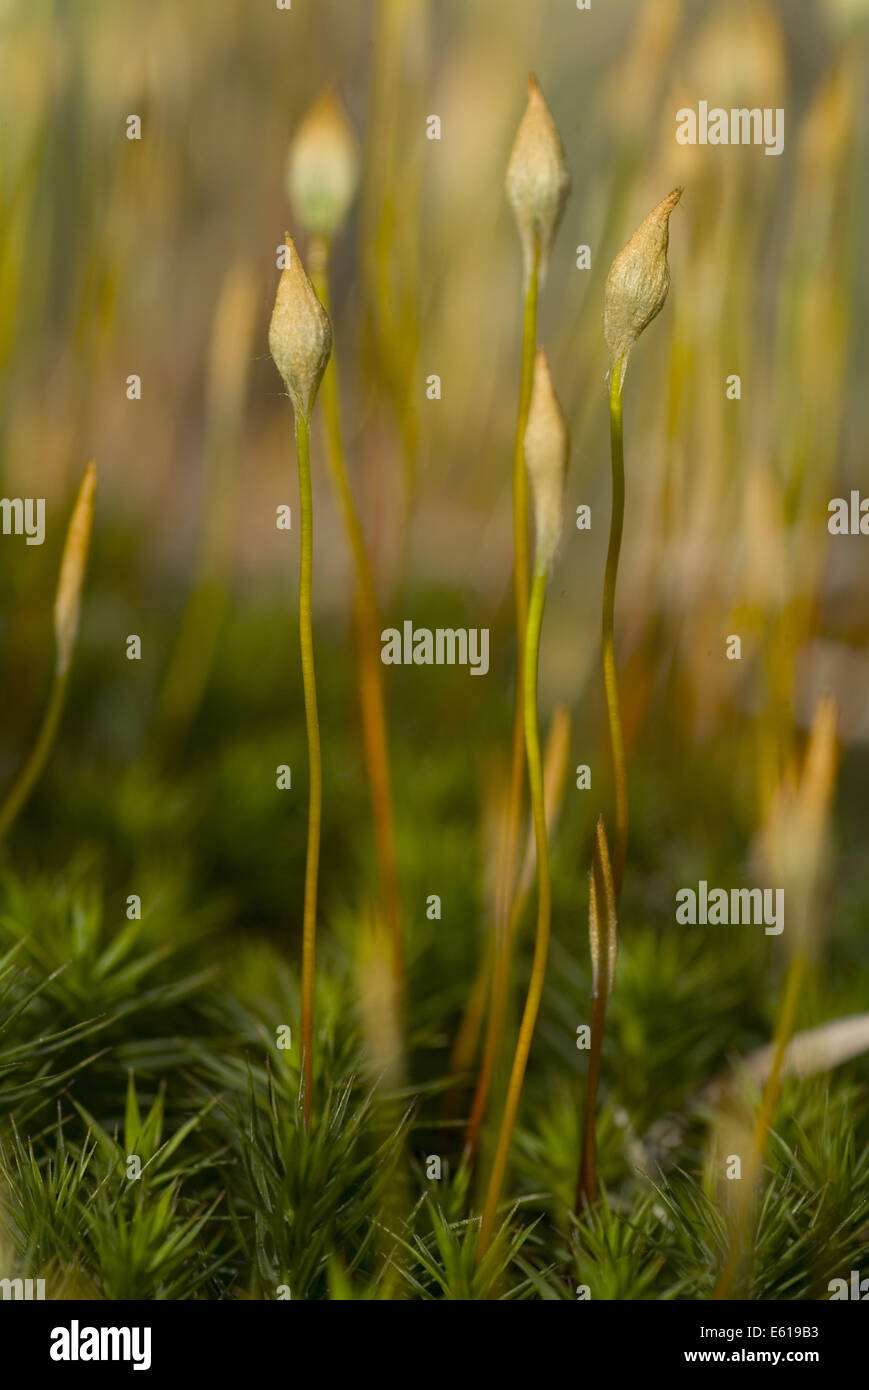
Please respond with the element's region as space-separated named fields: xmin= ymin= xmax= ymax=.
xmin=510 ymin=260 xmax=540 ymax=704
xmin=311 ymin=244 xmax=403 ymax=998
xmin=577 ymin=821 xmax=618 ymax=1208
xmin=603 ymin=365 xmax=629 ymax=902
xmin=477 ymin=566 xmax=549 ymax=1261
xmin=465 ymin=256 xmax=539 ymax=1160
xmin=464 ymin=816 xmax=532 ymax=1163
xmin=0 ymin=671 xmax=68 ymax=844
xmin=296 ymin=411 xmax=321 ymax=1127
xmin=497 ymin=258 xmax=541 ymax=930
xmin=459 ymin=709 xmax=570 ymax=1141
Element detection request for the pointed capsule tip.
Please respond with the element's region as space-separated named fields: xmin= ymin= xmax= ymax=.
xmin=54 ymin=462 xmax=98 ymax=676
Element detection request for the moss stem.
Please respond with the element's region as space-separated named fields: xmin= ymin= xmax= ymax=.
xmin=296 ymin=410 xmax=321 ymax=1128
xmin=603 ymin=364 xmax=629 ymax=903
xmin=577 ymin=961 xmax=607 ymax=1208
xmin=0 ymin=670 xmax=68 ymax=845
xmin=465 ymin=255 xmax=539 ymax=1161
xmin=311 ymin=243 xmax=403 ymax=1000
xmin=477 ymin=563 xmax=549 ymax=1261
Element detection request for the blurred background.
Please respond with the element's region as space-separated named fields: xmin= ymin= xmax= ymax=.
xmin=2 ymin=0 xmax=867 ymax=924
xmin=0 ymin=0 xmax=868 ymax=1297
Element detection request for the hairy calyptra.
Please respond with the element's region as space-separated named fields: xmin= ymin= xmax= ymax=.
xmin=505 ymin=74 xmax=572 ymax=287
xmin=604 ymin=187 xmax=682 ymax=381
xmin=269 ymin=235 xmax=332 ymax=422
xmin=524 ymin=350 xmax=569 ymax=571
